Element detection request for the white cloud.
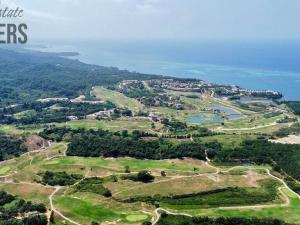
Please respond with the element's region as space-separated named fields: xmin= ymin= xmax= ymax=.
xmin=2 ymin=0 xmax=300 ymax=40
xmin=135 ymin=2 xmax=167 ymax=14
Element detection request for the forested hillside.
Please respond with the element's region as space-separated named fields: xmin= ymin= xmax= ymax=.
xmin=216 ymin=139 xmax=300 ymax=181
xmin=0 ymin=48 xmax=163 ymax=107
xmin=157 ymin=214 xmax=291 ymax=225
xmin=0 ymin=133 xmax=26 ymax=161
xmin=284 ymin=101 xmax=300 ymax=115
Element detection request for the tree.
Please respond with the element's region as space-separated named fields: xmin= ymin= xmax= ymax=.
xmin=161 ymin=171 xmax=166 ymax=177
xmin=91 ymin=222 xmax=100 ymax=225
xmin=142 ymin=222 xmax=152 ymax=225
xmin=137 ymin=171 xmax=155 ymax=183
xmin=50 ymin=210 xmax=55 ymax=224
xmin=121 ymin=130 xmax=128 ymax=137
xmin=124 ymin=165 xmax=131 ymax=173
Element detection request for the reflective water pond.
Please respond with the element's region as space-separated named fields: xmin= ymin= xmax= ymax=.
xmin=208 ymin=106 xmax=245 ymax=120
xmin=187 ymin=112 xmax=224 ymax=124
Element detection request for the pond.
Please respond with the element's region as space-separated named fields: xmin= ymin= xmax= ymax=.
xmin=187 ymin=112 xmax=224 ymax=124
xmin=187 ymin=105 xmax=245 ymax=124
xmin=208 ymin=106 xmax=245 ymax=120
xmin=234 ymin=97 xmax=273 ymax=104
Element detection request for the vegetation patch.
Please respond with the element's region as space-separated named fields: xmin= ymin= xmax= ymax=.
xmin=272 ymin=122 xmax=300 ymax=138
xmin=0 ymin=133 xmax=27 ymax=161
xmin=38 ymin=171 xmax=83 ymax=186
xmin=51 ymin=127 xmax=221 ymax=160
xmin=283 ymin=101 xmax=300 ymax=115
xmin=121 ymin=171 xmax=155 ymax=183
xmin=121 ymin=180 xmax=279 ymax=209
xmin=0 ymin=166 xmax=11 ymax=175
xmin=0 ymin=191 xmax=47 ymax=225
xmin=74 ymin=177 xmax=112 ymax=197
xmin=215 ymin=139 xmax=300 ymax=181
xmin=157 ymin=214 xmax=291 ymax=225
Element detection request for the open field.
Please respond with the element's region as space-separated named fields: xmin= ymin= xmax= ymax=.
xmin=92 ymin=86 xmax=144 ymax=112
xmin=58 ymin=119 xmax=161 ymax=132
xmin=0 ymin=124 xmax=42 ymax=136
xmin=112 ymin=171 xmax=272 ymax=200
xmin=0 ymin=183 xmax=54 ymax=206
xmin=199 ymin=134 xmax=257 ymax=149
xmin=218 ymin=114 xmax=284 ymax=129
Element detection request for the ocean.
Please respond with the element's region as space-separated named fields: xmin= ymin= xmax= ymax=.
xmin=28 ymin=39 xmax=300 ymax=100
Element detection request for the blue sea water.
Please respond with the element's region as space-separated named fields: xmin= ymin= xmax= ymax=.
xmin=29 ymin=39 xmax=300 ymax=100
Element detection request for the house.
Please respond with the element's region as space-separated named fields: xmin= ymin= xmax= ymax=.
xmin=149 ymin=113 xmax=159 ymax=122
xmin=67 ymin=116 xmax=78 ymax=121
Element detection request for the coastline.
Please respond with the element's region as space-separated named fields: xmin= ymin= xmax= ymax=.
xmin=21 ymin=42 xmax=300 ymax=101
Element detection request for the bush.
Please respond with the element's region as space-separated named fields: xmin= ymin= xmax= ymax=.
xmin=39 ymin=171 xmax=83 ymax=186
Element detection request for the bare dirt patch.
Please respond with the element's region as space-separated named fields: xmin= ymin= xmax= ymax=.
xmin=270 ymin=135 xmax=300 ymax=144
xmin=23 ymin=135 xmax=49 ymax=151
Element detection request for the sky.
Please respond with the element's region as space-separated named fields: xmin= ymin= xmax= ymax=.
xmin=2 ymin=0 xmax=300 ymax=41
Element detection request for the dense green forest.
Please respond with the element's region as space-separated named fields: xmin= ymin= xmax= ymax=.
xmin=284 ymin=101 xmax=300 ymax=115
xmin=156 ymin=214 xmax=290 ymax=225
xmin=215 ymin=139 xmax=300 ymax=181
xmin=0 ymin=191 xmax=47 ymax=225
xmin=0 ymin=133 xmax=26 ymax=161
xmin=66 ymin=134 xmax=214 ymax=160
xmin=0 ymin=101 xmax=115 ymax=125
xmin=66 ymin=132 xmax=221 ymax=160
xmin=40 ymin=127 xmax=220 ymax=160
xmin=0 ymin=48 xmax=163 ymax=108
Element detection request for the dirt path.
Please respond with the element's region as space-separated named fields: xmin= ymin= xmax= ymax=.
xmin=45 ymin=142 xmax=68 ymax=161
xmin=152 ymin=208 xmax=192 ymax=225
xmin=266 ymin=169 xmax=300 ymax=199
xmin=218 ymin=186 xmax=290 ymax=210
xmin=113 ymin=168 xmax=219 ymax=197
xmin=1 ymin=141 xmax=299 ymax=225
xmin=48 ymin=186 xmax=82 ymax=225
xmin=151 ymin=161 xmax=300 ymax=224
xmin=215 ymin=122 xmax=277 ymax=131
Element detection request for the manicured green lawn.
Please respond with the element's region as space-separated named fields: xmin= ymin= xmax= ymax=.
xmin=0 ymin=125 xmax=42 ymax=135
xmin=54 ymin=196 xmax=149 ymax=224
xmin=0 ymin=166 xmax=11 ymax=175
xmin=58 ymin=119 xmax=154 ymax=131
xmin=126 ymin=214 xmax=148 ymax=222
xmin=92 ymin=86 xmax=143 ymax=112
xmin=54 ymin=196 xmax=125 ymax=222
xmin=41 ymin=156 xmax=214 ymax=174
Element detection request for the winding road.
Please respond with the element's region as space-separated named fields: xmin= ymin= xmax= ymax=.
xmin=0 ymin=141 xmax=299 ymax=225
xmin=151 ymin=159 xmax=300 ymax=225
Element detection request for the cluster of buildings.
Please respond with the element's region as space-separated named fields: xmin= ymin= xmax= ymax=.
xmin=37 ymin=96 xmax=104 ymax=104
xmin=119 ymin=80 xmax=144 ymax=89
xmin=149 ymin=79 xmax=211 ymax=92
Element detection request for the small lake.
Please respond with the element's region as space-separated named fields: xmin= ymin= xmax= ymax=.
xmin=234 ymin=98 xmax=273 ymax=104
xmin=208 ymin=106 xmax=245 ymax=120
xmin=187 ymin=112 xmax=223 ymax=124
xmin=187 ymin=105 xmax=245 ymax=124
